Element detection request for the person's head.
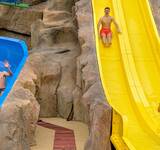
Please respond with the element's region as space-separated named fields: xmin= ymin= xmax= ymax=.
xmin=104 ymin=7 xmax=110 ymax=15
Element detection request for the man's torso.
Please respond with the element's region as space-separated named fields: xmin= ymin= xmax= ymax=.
xmin=101 ymin=16 xmax=112 ymax=28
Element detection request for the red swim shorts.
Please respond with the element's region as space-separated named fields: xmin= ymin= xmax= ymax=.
xmin=100 ymin=28 xmax=112 ymax=36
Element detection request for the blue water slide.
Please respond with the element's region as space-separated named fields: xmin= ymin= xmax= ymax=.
xmin=0 ymin=36 xmax=28 ymax=107
xmin=0 ymin=0 xmax=21 ymax=3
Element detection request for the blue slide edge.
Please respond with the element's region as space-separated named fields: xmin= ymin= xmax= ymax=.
xmin=0 ymin=36 xmax=28 ymax=107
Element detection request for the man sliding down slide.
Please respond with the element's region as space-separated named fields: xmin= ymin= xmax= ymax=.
xmin=98 ymin=7 xmax=121 ymax=47
xmin=0 ymin=61 xmax=12 ymax=95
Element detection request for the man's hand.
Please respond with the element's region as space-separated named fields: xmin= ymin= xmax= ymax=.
xmin=98 ymin=33 xmax=101 ymax=39
xmin=3 ymin=60 xmax=12 ymax=76
xmin=97 ymin=17 xmax=102 ymax=39
xmin=117 ymin=29 xmax=122 ymax=34
xmin=4 ymin=61 xmax=10 ymax=68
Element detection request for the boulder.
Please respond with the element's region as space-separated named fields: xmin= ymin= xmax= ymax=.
xmin=150 ymin=0 xmax=160 ymax=33
xmin=29 ymin=52 xmax=61 ymax=117
xmin=31 ymin=10 xmax=77 ymax=48
xmin=0 ymin=3 xmax=46 ymax=50
xmin=0 ymin=4 xmax=45 ymax=35
xmin=84 ymin=101 xmax=111 ymax=150
xmin=47 ymin=0 xmax=74 ymax=12
xmin=0 ymin=62 xmax=40 ymax=150
xmin=29 ymin=43 xmax=80 ymax=118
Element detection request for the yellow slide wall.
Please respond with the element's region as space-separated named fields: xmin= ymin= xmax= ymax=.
xmin=92 ymin=0 xmax=160 ymax=149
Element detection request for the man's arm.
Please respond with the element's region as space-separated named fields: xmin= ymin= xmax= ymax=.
xmin=112 ymin=17 xmax=121 ymax=33
xmin=97 ymin=17 xmax=102 ymax=36
xmin=3 ymin=68 xmax=12 ymax=77
xmin=6 ymin=67 xmax=12 ymax=76
xmin=4 ymin=61 xmax=12 ymax=76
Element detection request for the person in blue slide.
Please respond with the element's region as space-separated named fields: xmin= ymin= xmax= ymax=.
xmin=0 ymin=60 xmax=12 ymax=95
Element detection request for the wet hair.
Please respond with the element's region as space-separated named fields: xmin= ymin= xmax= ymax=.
xmin=105 ymin=7 xmax=110 ymax=10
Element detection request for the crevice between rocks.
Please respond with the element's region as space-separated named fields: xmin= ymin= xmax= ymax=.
xmin=0 ymin=28 xmax=31 ymax=37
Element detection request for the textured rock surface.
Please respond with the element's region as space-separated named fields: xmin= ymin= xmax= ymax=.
xmin=84 ymin=101 xmax=111 ymax=150
xmin=29 ymin=44 xmax=80 ymax=118
xmin=47 ymin=0 xmax=74 ymax=12
xmin=29 ymin=52 xmax=61 ymax=117
xmin=31 ymin=0 xmax=112 ymax=149
xmin=23 ymin=0 xmax=46 ymax=5
xmin=0 ymin=3 xmax=46 ymax=49
xmin=73 ymin=0 xmax=112 ymax=149
xmin=31 ymin=0 xmax=80 ymax=119
xmin=150 ymin=0 xmax=160 ymax=33
xmin=0 ymin=0 xmax=111 ymax=149
xmin=0 ymin=29 xmax=31 ymax=49
xmin=31 ymin=10 xmax=77 ymax=47
xmin=0 ymin=62 xmax=40 ymax=150
xmin=0 ymin=4 xmax=44 ymax=35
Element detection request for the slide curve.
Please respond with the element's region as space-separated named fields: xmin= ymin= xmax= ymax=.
xmin=0 ymin=36 xmax=28 ymax=107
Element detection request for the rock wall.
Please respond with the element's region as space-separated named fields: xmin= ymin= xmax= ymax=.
xmin=0 ymin=3 xmax=46 ymax=49
xmin=31 ymin=0 xmax=80 ymax=118
xmin=0 ymin=62 xmax=40 ymax=150
xmin=74 ymin=0 xmax=112 ymax=149
xmin=29 ymin=45 xmax=80 ymax=118
xmin=150 ymin=0 xmax=160 ymax=33
xmin=0 ymin=3 xmax=46 ymax=150
xmin=31 ymin=0 xmax=112 ymax=149
xmin=0 ymin=0 xmax=112 ymax=149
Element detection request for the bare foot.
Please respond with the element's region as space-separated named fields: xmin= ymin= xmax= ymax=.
xmin=105 ymin=43 xmax=111 ymax=47
xmin=109 ymin=42 xmax=112 ymax=45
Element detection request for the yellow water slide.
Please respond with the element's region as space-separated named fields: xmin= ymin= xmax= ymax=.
xmin=92 ymin=0 xmax=160 ymax=149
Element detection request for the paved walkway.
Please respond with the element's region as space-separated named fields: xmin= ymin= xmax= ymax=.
xmin=31 ymin=118 xmax=89 ymax=150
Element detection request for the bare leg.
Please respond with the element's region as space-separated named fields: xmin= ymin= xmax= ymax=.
xmin=107 ymin=33 xmax=112 ymax=46
xmin=101 ymin=34 xmax=108 ymax=46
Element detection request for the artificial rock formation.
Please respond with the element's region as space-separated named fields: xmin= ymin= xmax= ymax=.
xmin=0 ymin=3 xmax=46 ymax=49
xmin=74 ymin=0 xmax=112 ymax=149
xmin=0 ymin=62 xmax=40 ymax=150
xmin=30 ymin=0 xmax=111 ymax=150
xmin=0 ymin=4 xmax=46 ymax=149
xmin=150 ymin=0 xmax=160 ymax=33
xmin=31 ymin=0 xmax=112 ymax=149
xmin=31 ymin=0 xmax=80 ymax=119
xmin=29 ymin=46 xmax=80 ymax=118
xmin=0 ymin=5 xmax=43 ymax=35
xmin=0 ymin=0 xmax=112 ymax=149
